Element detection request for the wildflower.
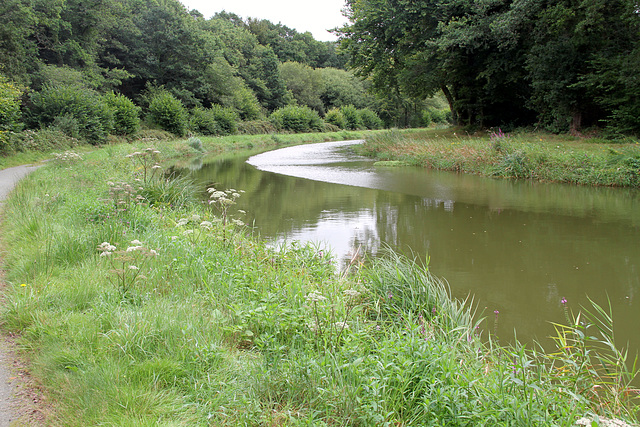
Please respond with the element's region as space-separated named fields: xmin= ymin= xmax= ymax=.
xmin=130 ymin=240 xmax=143 ymax=246
xmin=149 ymin=249 xmax=158 ymax=256
xmin=177 ymin=218 xmax=189 ymax=227
xmin=191 ymin=214 xmax=201 ymax=222
xmin=231 ymin=219 xmax=245 ymax=226
xmin=126 ymin=245 xmax=143 ymax=252
xmin=306 ymin=291 xmax=327 ymax=303
xmin=128 ymin=265 xmax=139 ymax=270
xmin=200 ymin=221 xmax=212 ymax=229
xmin=183 ymin=230 xmax=194 ymax=236
xmin=561 ymin=297 xmax=567 ymax=305
xmin=334 ymin=321 xmax=349 ymax=330
xmin=344 ymin=289 xmax=361 ymax=298
xmin=20 ymin=284 xmax=27 ymax=287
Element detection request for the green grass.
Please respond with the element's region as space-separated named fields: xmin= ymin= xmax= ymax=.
xmin=355 ymin=128 xmax=640 ymax=187
xmin=0 ymin=137 xmax=638 ymax=425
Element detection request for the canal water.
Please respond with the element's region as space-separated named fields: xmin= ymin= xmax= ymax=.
xmin=184 ymin=140 xmax=640 ymax=351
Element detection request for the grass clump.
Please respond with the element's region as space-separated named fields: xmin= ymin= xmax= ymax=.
xmin=0 ymin=140 xmax=638 ymax=425
xmin=356 ymin=128 xmax=640 ymax=187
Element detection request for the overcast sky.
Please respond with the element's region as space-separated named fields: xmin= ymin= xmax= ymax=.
xmin=178 ymin=0 xmax=348 ymax=42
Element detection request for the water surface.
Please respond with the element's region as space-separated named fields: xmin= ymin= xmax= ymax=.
xmin=186 ymin=141 xmax=640 ymax=350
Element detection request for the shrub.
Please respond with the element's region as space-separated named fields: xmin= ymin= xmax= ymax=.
xmin=429 ymin=108 xmax=451 ymax=124
xmin=190 ymin=105 xmax=238 ymax=136
xmin=237 ymin=120 xmax=276 ymax=135
xmin=104 ymin=92 xmax=140 ymax=136
xmin=27 ymin=85 xmax=113 ymax=145
xmin=324 ymin=108 xmax=347 ymax=129
xmin=358 ymin=108 xmax=384 ymax=130
xmin=148 ymin=92 xmax=188 ymax=136
xmin=187 ymin=137 xmax=203 ymax=152
xmin=340 ymin=105 xmax=363 ymax=130
xmin=6 ymin=129 xmax=79 ymax=153
xmin=269 ymin=105 xmax=323 ymax=133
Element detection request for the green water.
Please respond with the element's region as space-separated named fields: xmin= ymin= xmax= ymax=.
xmin=183 ymin=141 xmax=640 ymax=350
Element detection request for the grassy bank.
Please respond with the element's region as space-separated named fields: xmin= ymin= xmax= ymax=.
xmin=0 ymin=137 xmax=638 ymax=425
xmin=355 ymin=129 xmax=640 ymax=187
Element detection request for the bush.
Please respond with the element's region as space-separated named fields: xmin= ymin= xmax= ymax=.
xmin=27 ymin=85 xmax=113 ymax=145
xmin=358 ymin=108 xmax=384 ymax=130
xmin=190 ymin=105 xmax=238 ymax=136
xmin=429 ymin=108 xmax=451 ymax=124
xmin=269 ymin=105 xmax=323 ymax=133
xmin=340 ymin=105 xmax=363 ymax=130
xmin=104 ymin=92 xmax=140 ymax=136
xmin=6 ymin=129 xmax=79 ymax=153
xmin=148 ymin=92 xmax=188 ymax=136
xmin=324 ymin=108 xmax=347 ymax=129
xmin=237 ymin=120 xmax=276 ymax=135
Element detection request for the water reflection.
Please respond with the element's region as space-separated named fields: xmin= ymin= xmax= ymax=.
xmin=185 ymin=140 xmax=640 ymax=352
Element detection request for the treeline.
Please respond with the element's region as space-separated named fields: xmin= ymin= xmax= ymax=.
xmin=0 ymin=0 xmax=449 ymax=151
xmin=338 ymin=0 xmax=640 ymax=135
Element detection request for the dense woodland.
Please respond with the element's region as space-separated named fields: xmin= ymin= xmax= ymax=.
xmin=0 ymin=0 xmax=448 ymax=151
xmin=338 ymin=0 xmax=640 ymax=135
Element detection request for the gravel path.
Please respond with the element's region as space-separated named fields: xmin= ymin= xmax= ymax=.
xmin=0 ymin=164 xmax=46 ymax=426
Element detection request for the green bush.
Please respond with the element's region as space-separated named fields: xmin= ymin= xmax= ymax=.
xmin=148 ymin=92 xmax=188 ymax=136
xmin=6 ymin=129 xmax=79 ymax=153
xmin=269 ymin=105 xmax=323 ymax=133
xmin=340 ymin=105 xmax=363 ymax=130
xmin=429 ymin=108 xmax=451 ymax=124
xmin=237 ymin=120 xmax=277 ymax=135
xmin=104 ymin=92 xmax=140 ymax=136
xmin=324 ymin=108 xmax=347 ymax=129
xmin=190 ymin=105 xmax=239 ymax=136
xmin=27 ymin=85 xmax=113 ymax=145
xmin=358 ymin=108 xmax=384 ymax=130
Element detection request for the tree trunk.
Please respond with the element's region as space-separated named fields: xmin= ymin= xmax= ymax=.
xmin=441 ymin=85 xmax=458 ymax=126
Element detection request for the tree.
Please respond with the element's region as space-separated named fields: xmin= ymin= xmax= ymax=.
xmin=279 ymin=62 xmax=325 ymax=113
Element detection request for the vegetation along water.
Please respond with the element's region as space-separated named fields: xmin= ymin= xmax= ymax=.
xmin=0 ymin=134 xmax=637 ymax=425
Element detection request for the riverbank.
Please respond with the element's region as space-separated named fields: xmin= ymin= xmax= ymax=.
xmin=354 ymin=128 xmax=640 ymax=187
xmin=0 ymin=136 xmax=638 ymax=425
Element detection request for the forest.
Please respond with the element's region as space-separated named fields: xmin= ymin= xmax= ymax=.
xmin=338 ymin=0 xmax=640 ymax=135
xmin=0 ymin=0 xmax=449 ymax=152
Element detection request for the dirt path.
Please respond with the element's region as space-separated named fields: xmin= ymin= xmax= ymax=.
xmin=0 ymin=164 xmax=47 ymax=426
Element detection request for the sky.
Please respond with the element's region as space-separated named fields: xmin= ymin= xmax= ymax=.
xmin=179 ymin=0 xmax=348 ymax=42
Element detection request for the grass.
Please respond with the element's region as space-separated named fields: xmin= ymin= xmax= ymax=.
xmin=0 ymin=136 xmax=638 ymax=425
xmin=355 ymin=128 xmax=640 ymax=187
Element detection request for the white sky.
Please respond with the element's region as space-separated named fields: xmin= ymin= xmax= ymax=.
xmin=179 ymin=0 xmax=348 ymax=42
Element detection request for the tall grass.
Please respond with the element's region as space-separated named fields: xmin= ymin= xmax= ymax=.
xmin=356 ymin=128 xmax=640 ymax=187
xmin=0 ymin=140 xmax=637 ymax=425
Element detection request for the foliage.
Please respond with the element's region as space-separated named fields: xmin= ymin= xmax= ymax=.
xmin=148 ymin=91 xmax=188 ymax=136
xmin=0 ymin=74 xmax=24 ymax=152
xmin=27 ymin=85 xmax=113 ymax=144
xmin=357 ymin=108 xmax=383 ymax=130
xmin=104 ymin=92 xmax=140 ymax=136
xmin=339 ymin=105 xmax=363 ymax=130
xmin=190 ymin=105 xmax=239 ymax=136
xmin=279 ymin=61 xmax=325 ymax=113
xmin=338 ymin=0 xmax=640 ymax=133
xmin=324 ymin=108 xmax=347 ymax=129
xmin=269 ymin=105 xmax=323 ymax=133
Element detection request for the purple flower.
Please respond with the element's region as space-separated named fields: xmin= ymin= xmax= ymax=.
xmin=561 ymin=297 xmax=567 ymax=305
xmin=494 ymin=310 xmax=499 ymax=315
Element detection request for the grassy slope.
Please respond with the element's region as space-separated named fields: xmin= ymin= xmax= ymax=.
xmin=0 ymin=133 xmax=637 ymax=425
xmin=355 ymin=128 xmax=640 ymax=187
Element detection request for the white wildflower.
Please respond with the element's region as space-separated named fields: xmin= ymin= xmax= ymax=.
xmin=183 ymin=230 xmax=194 ymax=236
xmin=305 ymin=291 xmax=327 ymax=303
xmin=177 ymin=218 xmax=189 ymax=226
xmin=344 ymin=289 xmax=361 ymax=298
xmin=130 ymin=240 xmax=143 ymax=245
xmin=191 ymin=214 xmax=201 ymax=222
xmin=334 ymin=321 xmax=349 ymax=330
xmin=200 ymin=221 xmax=213 ymax=229
xmin=128 ymin=265 xmax=139 ymax=270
